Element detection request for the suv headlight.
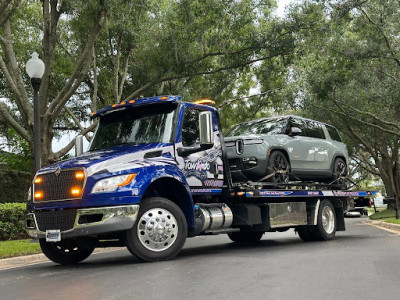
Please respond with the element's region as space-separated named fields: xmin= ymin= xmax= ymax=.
xmin=92 ymin=174 xmax=137 ymax=193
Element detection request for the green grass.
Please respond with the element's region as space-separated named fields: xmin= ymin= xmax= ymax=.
xmin=0 ymin=239 xmax=41 ymax=259
xmin=370 ymin=208 xmax=400 ymax=224
xmin=381 ymin=218 xmax=400 ymax=224
xmin=370 ymin=208 xmax=396 ymax=220
xmin=367 ymin=207 xmax=386 ymax=215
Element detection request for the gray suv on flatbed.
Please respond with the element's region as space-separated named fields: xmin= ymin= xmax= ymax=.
xmin=225 ymin=115 xmax=349 ymax=184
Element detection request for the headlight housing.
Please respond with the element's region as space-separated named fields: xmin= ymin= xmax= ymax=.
xmin=27 ymin=186 xmax=32 ymax=202
xmin=92 ymin=174 xmax=136 ymax=193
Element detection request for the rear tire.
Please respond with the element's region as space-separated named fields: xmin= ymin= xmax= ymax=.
xmin=228 ymin=231 xmax=264 ymax=243
xmin=125 ymin=197 xmax=187 ymax=262
xmin=310 ymin=200 xmax=336 ymax=241
xmin=331 ymin=158 xmax=347 ymax=188
xmin=39 ymin=238 xmax=95 ymax=265
xmin=297 ymin=226 xmax=316 ymax=242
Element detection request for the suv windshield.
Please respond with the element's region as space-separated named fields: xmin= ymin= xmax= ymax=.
xmin=227 ymin=117 xmax=287 ymax=136
xmin=89 ymin=103 xmax=177 ymax=151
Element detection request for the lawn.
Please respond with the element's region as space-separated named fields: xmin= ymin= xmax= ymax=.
xmin=369 ymin=209 xmax=400 ymax=224
xmin=0 ymin=239 xmax=41 ymax=259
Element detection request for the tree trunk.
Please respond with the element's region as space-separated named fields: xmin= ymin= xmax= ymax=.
xmin=393 ymin=161 xmax=400 ymax=219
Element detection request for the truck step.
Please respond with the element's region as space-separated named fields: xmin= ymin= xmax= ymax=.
xmin=202 ymin=228 xmax=240 ymax=235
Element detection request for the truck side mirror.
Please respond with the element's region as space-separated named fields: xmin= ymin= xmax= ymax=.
xmin=75 ymin=135 xmax=84 ymax=157
xmin=199 ymin=111 xmax=214 ymax=146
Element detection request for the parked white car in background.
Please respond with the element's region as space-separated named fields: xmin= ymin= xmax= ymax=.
xmin=225 ymin=115 xmax=349 ymax=184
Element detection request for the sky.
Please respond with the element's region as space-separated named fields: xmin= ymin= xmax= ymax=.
xmin=276 ymin=0 xmax=296 ymax=17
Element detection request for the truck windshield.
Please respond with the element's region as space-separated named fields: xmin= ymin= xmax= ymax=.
xmin=89 ymin=103 xmax=177 ymax=151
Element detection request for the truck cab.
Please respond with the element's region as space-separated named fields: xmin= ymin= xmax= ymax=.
xmin=26 ymin=96 xmax=230 ymax=263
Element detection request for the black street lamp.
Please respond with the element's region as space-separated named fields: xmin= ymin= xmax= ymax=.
xmin=26 ymin=52 xmax=45 ymax=173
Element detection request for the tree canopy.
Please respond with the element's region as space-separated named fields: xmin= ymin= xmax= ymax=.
xmin=0 ymin=0 xmax=399 ymax=204
xmin=1 ymin=0 xmax=302 ymax=166
xmin=291 ymin=0 xmax=400 ymax=201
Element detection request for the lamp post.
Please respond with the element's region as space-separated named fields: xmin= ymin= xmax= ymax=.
xmin=26 ymin=52 xmax=45 ymax=173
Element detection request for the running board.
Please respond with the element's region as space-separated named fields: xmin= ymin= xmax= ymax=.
xmin=202 ymin=228 xmax=240 ymax=235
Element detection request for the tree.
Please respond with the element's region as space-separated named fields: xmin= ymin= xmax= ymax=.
xmin=0 ymin=0 xmax=107 ymax=168
xmin=292 ymin=0 xmax=400 ymax=214
xmin=1 ymin=0 xmax=305 ymax=169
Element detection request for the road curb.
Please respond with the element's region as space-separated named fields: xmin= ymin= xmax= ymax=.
xmin=366 ymin=219 xmax=400 ymax=232
xmin=0 ymin=253 xmax=49 ymax=270
xmin=0 ymin=247 xmax=124 ymax=270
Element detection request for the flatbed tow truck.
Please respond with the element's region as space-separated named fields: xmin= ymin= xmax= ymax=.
xmin=25 ymin=95 xmax=374 ymax=264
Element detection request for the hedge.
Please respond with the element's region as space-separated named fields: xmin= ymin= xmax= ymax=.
xmin=0 ymin=169 xmax=32 ymax=203
xmin=0 ymin=203 xmax=28 ymax=240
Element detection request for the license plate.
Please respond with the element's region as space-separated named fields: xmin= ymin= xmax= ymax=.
xmin=46 ymin=230 xmax=61 ymax=242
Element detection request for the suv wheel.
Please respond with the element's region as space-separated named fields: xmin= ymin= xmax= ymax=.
xmin=331 ymin=158 xmax=347 ymax=188
xmin=266 ymin=150 xmax=290 ymax=184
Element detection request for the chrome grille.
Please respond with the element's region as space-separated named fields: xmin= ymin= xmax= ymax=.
xmin=33 ymin=169 xmax=85 ymax=202
xmin=35 ymin=210 xmax=77 ymax=231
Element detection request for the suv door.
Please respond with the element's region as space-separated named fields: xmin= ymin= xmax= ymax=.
xmin=304 ymin=120 xmax=331 ymax=171
xmin=285 ymin=117 xmax=316 ymax=171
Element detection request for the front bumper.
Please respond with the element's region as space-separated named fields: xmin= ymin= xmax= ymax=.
xmin=228 ymin=157 xmax=268 ymax=182
xmin=26 ymin=205 xmax=140 ymax=240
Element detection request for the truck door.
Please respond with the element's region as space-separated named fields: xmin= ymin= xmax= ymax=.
xmin=175 ymin=106 xmax=224 ymax=192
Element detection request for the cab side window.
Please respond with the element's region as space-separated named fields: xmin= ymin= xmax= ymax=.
xmin=181 ymin=108 xmax=201 ymax=147
xmin=306 ymin=121 xmax=325 ymax=139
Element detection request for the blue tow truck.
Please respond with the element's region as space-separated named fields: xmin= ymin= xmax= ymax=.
xmin=25 ymin=95 xmax=374 ymax=264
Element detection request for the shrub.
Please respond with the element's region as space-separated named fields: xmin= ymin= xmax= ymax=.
xmin=0 ymin=170 xmax=32 ymax=203
xmin=0 ymin=203 xmax=28 ymax=240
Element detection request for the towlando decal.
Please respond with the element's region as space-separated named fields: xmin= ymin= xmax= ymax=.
xmin=183 ymin=159 xmax=211 ymax=180
xmin=182 ymin=147 xmax=222 ymax=181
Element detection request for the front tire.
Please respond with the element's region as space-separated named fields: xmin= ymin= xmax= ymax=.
xmin=266 ymin=150 xmax=290 ymax=185
xmin=39 ymin=238 xmax=95 ymax=265
xmin=228 ymin=231 xmax=264 ymax=243
xmin=125 ymin=197 xmax=187 ymax=262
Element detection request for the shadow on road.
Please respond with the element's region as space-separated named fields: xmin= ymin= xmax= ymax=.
xmin=25 ymin=231 xmax=380 ymax=271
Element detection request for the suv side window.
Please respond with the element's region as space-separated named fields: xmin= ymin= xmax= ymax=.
xmin=290 ymin=118 xmax=307 ymax=136
xmin=326 ymin=125 xmax=342 ymax=142
xmin=181 ymin=108 xmax=201 ymax=147
xmin=306 ymin=120 xmax=325 ymax=139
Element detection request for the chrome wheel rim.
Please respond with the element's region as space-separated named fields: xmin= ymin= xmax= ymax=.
xmin=322 ymin=206 xmax=335 ymax=234
xmin=137 ymin=208 xmax=178 ymax=252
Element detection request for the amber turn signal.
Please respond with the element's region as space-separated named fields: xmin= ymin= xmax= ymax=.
xmin=118 ymin=174 xmax=137 ymax=187
xmin=75 ymin=171 xmax=85 ymax=180
xmin=34 ymin=192 xmax=43 ymax=199
xmin=71 ymin=188 xmax=82 ymax=196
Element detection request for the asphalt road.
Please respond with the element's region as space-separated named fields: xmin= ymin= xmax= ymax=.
xmin=1 ymin=217 xmax=400 ymax=300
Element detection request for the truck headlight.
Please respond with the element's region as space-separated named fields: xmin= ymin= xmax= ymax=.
xmin=92 ymin=174 xmax=137 ymax=193
xmin=27 ymin=186 xmax=32 ymax=201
